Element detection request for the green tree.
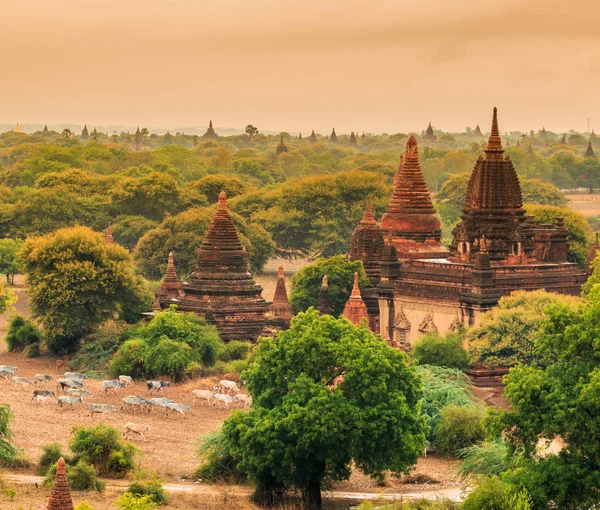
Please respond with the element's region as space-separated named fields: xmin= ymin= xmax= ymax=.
xmin=245 ymin=125 xmax=259 ymax=138
xmin=488 ymin=286 xmax=600 ymax=509
xmin=20 ymin=226 xmax=152 ymax=353
xmin=0 ymin=238 xmax=21 ymax=284
xmin=412 ymin=332 xmax=469 ymax=370
xmin=61 ymin=128 xmax=73 ymax=140
xmin=220 ymin=309 xmax=425 ymax=508
xmin=290 ymin=255 xmax=369 ymax=316
xmin=0 ymin=404 xmax=17 ymax=466
xmin=111 ymin=215 xmax=159 ymax=250
xmin=467 ymin=290 xmax=580 ymax=369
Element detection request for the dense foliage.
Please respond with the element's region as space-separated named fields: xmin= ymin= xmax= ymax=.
xmin=0 ymin=404 xmax=17 ymax=467
xmin=4 ymin=315 xmax=42 ymax=356
xmin=289 ymin=255 xmax=369 ymax=316
xmin=20 ymin=226 xmax=152 ymax=353
xmin=467 ymin=290 xmax=580 ymax=368
xmin=411 ymin=332 xmax=469 ymax=369
xmin=219 ymin=309 xmax=425 ymax=508
xmin=434 ymin=405 xmax=485 ymax=457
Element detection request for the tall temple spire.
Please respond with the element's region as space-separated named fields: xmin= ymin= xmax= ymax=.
xmin=330 ymin=128 xmax=338 ymax=143
xmin=153 ymin=252 xmax=183 ymax=310
xmin=317 ymin=275 xmax=334 ymax=315
xmin=42 ymin=124 xmax=48 ymax=135
xmin=309 ymin=130 xmax=317 ymax=143
xmin=299 ymin=132 xmax=303 ymax=140
xmin=380 ymin=136 xmax=445 ymax=256
xmin=342 ymin=273 xmax=369 ymax=325
xmin=47 ymin=457 xmax=74 ymax=510
xmin=276 ymin=134 xmax=288 ymax=155
xmin=484 ymin=107 xmax=504 ymax=159
xmin=81 ymin=125 xmax=89 ymax=140
xmin=561 ymin=133 xmax=567 ymax=144
xmin=361 ymin=196 xmax=375 ymax=225
xmin=203 ymin=120 xmax=218 ymax=140
xmin=349 ymin=131 xmax=358 ymax=147
xmin=272 ymin=265 xmax=292 ymax=324
xmin=474 ymin=124 xmax=483 ymax=136
xmin=105 ymin=222 xmax=114 ymax=244
xmin=585 ymin=140 xmax=596 ymax=158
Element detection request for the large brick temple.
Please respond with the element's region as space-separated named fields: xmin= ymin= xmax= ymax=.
xmin=350 ymin=108 xmax=588 ymax=348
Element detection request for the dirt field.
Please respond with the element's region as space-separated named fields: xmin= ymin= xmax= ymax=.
xmin=566 ymin=192 xmax=600 ymax=217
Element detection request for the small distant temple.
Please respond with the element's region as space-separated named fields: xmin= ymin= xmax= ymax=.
xmin=317 ymin=275 xmax=334 ymax=315
xmin=424 ymin=122 xmax=436 ymax=142
xmin=47 ymin=457 xmax=74 ymax=510
xmin=349 ymin=131 xmax=358 ymax=147
xmin=202 ymin=120 xmax=219 ymax=140
xmin=585 ymin=141 xmax=596 ymax=158
xmin=275 ymin=135 xmax=288 ymax=155
xmin=348 ymin=108 xmax=587 ymax=347
xmin=298 ymin=132 xmax=303 ymax=140
xmin=271 ymin=265 xmax=292 ymax=326
xmin=81 ymin=125 xmax=89 ymax=140
xmin=153 ymin=192 xmax=270 ymax=341
xmin=42 ymin=124 xmax=49 ymax=135
xmin=473 ymin=124 xmax=483 ymax=136
xmin=329 ymin=128 xmax=338 ymax=143
xmin=308 ymin=130 xmax=317 ymax=143
xmin=105 ymin=222 xmax=114 ymax=244
xmin=134 ymin=127 xmax=142 ymax=151
xmin=13 ymin=123 xmax=21 ymax=133
xmin=561 ymin=133 xmax=567 ymax=144
xmin=342 ymin=272 xmax=369 ymax=325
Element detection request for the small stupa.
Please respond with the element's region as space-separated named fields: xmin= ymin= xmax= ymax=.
xmin=329 ymin=128 xmax=338 ymax=143
xmin=202 ymin=120 xmax=218 ymax=140
xmin=81 ymin=125 xmax=89 ymax=140
xmin=342 ymin=272 xmax=369 ymax=326
xmin=47 ymin=457 xmax=74 ymax=510
xmin=585 ymin=140 xmax=596 ymax=158
xmin=308 ymin=130 xmax=317 ymax=143
xmin=275 ymin=135 xmax=288 ymax=155
xmin=105 ymin=222 xmax=114 ymax=244
xmin=349 ymin=131 xmax=358 ymax=147
xmin=153 ymin=252 xmax=184 ymax=310
xmin=272 ymin=265 xmax=292 ymax=324
xmin=317 ymin=275 xmax=334 ymax=316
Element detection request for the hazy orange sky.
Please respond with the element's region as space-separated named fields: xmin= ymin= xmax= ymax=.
xmin=1 ymin=0 xmax=599 ymax=134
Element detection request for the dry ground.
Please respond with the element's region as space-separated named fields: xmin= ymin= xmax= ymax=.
xmin=566 ymin=192 xmax=600 ymax=217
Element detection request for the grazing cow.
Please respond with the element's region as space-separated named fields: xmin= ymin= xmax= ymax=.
xmin=146 ymin=397 xmax=174 ymax=415
xmin=102 ymin=380 xmax=126 ymax=394
xmin=146 ymin=380 xmax=170 ymax=394
xmin=121 ymin=396 xmax=148 ymax=413
xmin=12 ymin=376 xmax=34 ymax=387
xmin=123 ymin=423 xmax=151 ymax=442
xmin=57 ymin=396 xmax=83 ymax=409
xmin=213 ymin=393 xmax=238 ymax=409
xmin=32 ymin=394 xmax=54 ymax=403
xmin=0 ymin=370 xmax=12 ymax=382
xmin=67 ymin=389 xmax=92 ymax=401
xmin=0 ymin=366 xmax=18 ymax=375
xmin=192 ymin=389 xmax=214 ymax=406
xmin=57 ymin=378 xmax=83 ymax=392
xmin=165 ymin=402 xmax=192 ymax=418
xmin=218 ymin=380 xmax=240 ymax=394
xmin=234 ymin=393 xmax=252 ymax=409
xmin=34 ymin=374 xmax=53 ymax=384
xmin=32 ymin=390 xmax=55 ymax=401
xmin=118 ymin=375 xmax=134 ymax=386
xmin=55 ymin=360 xmax=66 ymax=373
xmin=88 ymin=404 xmax=117 ymax=417
xmin=64 ymin=372 xmax=86 ymax=381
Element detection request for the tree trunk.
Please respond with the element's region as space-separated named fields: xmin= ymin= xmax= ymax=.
xmin=303 ymin=477 xmax=322 ymax=510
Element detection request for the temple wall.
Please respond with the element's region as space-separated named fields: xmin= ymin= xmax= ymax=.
xmin=395 ymin=298 xmax=463 ymax=345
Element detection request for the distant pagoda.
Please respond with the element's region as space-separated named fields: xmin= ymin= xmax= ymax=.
xmin=561 ymin=133 xmax=567 ymax=144
xmin=271 ymin=265 xmax=292 ymax=325
xmin=329 ymin=128 xmax=338 ymax=143
xmin=349 ymin=131 xmax=358 ymax=147
xmin=275 ymin=135 xmax=288 ymax=155
xmin=591 ymin=129 xmax=597 ymax=141
xmin=105 ymin=222 xmax=114 ymax=244
xmin=380 ymin=135 xmax=446 ymax=258
xmin=298 ymin=132 xmax=303 ymax=140
xmin=342 ymin=272 xmax=369 ymax=326
xmin=42 ymin=124 xmax=48 ymax=135
xmin=153 ymin=252 xmax=184 ymax=310
xmin=585 ymin=141 xmax=596 ymax=158
xmin=473 ymin=124 xmax=483 ymax=136
xmin=13 ymin=123 xmax=21 ymax=133
xmin=202 ymin=120 xmax=219 ymax=140
xmin=135 ymin=127 xmax=142 ymax=151
xmin=308 ymin=130 xmax=317 ymax=144
xmin=81 ymin=125 xmax=89 ymax=140
xmin=424 ymin=122 xmax=437 ymax=142
xmin=317 ymin=275 xmax=334 ymax=315
xmin=165 ymin=192 xmax=269 ymax=341
xmin=47 ymin=458 xmax=74 ymax=510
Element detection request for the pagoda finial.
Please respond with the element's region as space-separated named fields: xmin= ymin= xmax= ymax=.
xmin=361 ymin=196 xmax=376 ymax=225
xmin=105 ymin=222 xmax=114 ymax=244
xmin=209 ymin=120 xmax=213 ymax=128
xmin=351 ymin=272 xmax=361 ymax=297
xmin=406 ymin=135 xmax=418 ymax=159
xmin=217 ymin=191 xmax=228 ymax=210
xmin=484 ymin=107 xmax=504 ymax=158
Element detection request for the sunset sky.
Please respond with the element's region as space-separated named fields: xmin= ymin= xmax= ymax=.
xmin=1 ymin=0 xmax=598 ymax=134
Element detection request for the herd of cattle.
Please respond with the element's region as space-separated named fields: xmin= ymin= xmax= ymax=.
xmin=0 ymin=364 xmax=253 ymax=441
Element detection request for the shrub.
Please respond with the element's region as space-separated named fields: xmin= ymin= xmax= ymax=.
xmin=0 ymin=405 xmax=17 ymax=467
xmin=71 ymin=321 xmax=129 ymax=374
xmin=457 ymin=441 xmax=509 ymax=479
xmin=463 ymin=476 xmax=531 ymax=510
xmin=217 ymin=340 xmax=251 ymax=362
xmin=74 ymin=503 xmax=95 ymax=510
xmin=195 ymin=430 xmax=246 ymax=484
xmin=5 ymin=315 xmax=42 ymax=355
xmin=109 ymin=339 xmax=147 ymax=379
xmin=38 ymin=443 xmax=66 ymax=476
xmin=144 ymin=338 xmax=196 ymax=381
xmin=127 ymin=477 xmax=167 ymax=505
xmin=435 ymin=405 xmax=485 ymax=457
xmin=412 ymin=333 xmax=469 ymax=369
xmin=70 ymin=425 xmax=136 ymax=478
xmin=45 ymin=460 xmax=104 ymax=492
xmin=116 ymin=493 xmax=158 ymax=510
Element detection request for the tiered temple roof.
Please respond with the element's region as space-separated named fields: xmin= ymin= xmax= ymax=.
xmin=473 ymin=124 xmax=483 ymax=136
xmin=349 ymin=131 xmax=358 ymax=147
xmin=449 ymin=108 xmax=535 ymax=264
xmin=424 ymin=122 xmax=436 ymax=142
xmin=173 ymin=192 xmax=269 ymax=341
xmin=153 ymin=252 xmax=184 ymax=310
xmin=308 ymin=130 xmax=317 ymax=143
xmin=202 ymin=120 xmax=218 ymax=140
xmin=342 ymin=272 xmax=369 ymax=325
xmin=317 ymin=275 xmax=334 ymax=315
xmin=329 ymin=128 xmax=338 ymax=143
xmin=271 ymin=265 xmax=292 ymax=324
xmin=350 ymin=197 xmax=385 ymax=284
xmin=380 ymin=136 xmax=446 ymax=258
xmin=42 ymin=124 xmax=48 ymax=135
xmin=585 ymin=141 xmax=596 ymax=158
xmin=81 ymin=125 xmax=89 ymax=140
xmin=105 ymin=222 xmax=114 ymax=244
xmin=47 ymin=457 xmax=74 ymax=510
xmin=276 ymin=135 xmax=288 ymax=155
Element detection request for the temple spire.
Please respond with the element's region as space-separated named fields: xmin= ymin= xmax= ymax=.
xmin=317 ymin=275 xmax=334 ymax=315
xmin=330 ymin=128 xmax=338 ymax=143
xmin=484 ymin=107 xmax=504 ymax=158
xmin=105 ymin=222 xmax=114 ymax=244
xmin=342 ymin=272 xmax=369 ymax=325
xmin=47 ymin=457 xmax=74 ymax=510
xmin=217 ymin=191 xmax=228 ymax=210
xmin=309 ymin=130 xmax=317 ymax=143
xmin=272 ymin=265 xmax=292 ymax=323
xmin=276 ymin=134 xmax=288 ymax=155
xmin=153 ymin=252 xmax=183 ymax=310
xmin=361 ymin=196 xmax=376 ymax=225
xmin=585 ymin=141 xmax=596 ymax=158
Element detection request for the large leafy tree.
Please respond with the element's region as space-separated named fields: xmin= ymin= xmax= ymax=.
xmin=289 ymin=255 xmax=369 ymax=316
xmin=20 ymin=226 xmax=152 ymax=353
xmin=467 ymin=290 xmax=580 ymax=369
xmin=488 ymin=287 xmax=600 ymax=509
xmin=221 ymin=309 xmax=425 ymax=509
xmin=0 ymin=404 xmax=17 ymax=466
xmin=0 ymin=238 xmax=22 ymax=284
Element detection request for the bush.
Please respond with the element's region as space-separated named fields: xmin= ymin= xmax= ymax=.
xmin=435 ymin=405 xmax=486 ymax=457
xmin=127 ymin=478 xmax=167 ymax=505
xmin=74 ymin=503 xmax=95 ymax=510
xmin=38 ymin=443 xmax=66 ymax=476
xmin=144 ymin=338 xmax=196 ymax=381
xmin=0 ymin=404 xmax=17 ymax=467
xmin=45 ymin=460 xmax=104 ymax=493
xmin=457 ymin=441 xmax=509 ymax=479
xmin=412 ymin=333 xmax=469 ymax=370
xmin=70 ymin=425 xmax=136 ymax=478
xmin=115 ymin=493 xmax=158 ymax=510
xmin=70 ymin=321 xmax=129 ymax=374
xmin=463 ymin=476 xmax=531 ymax=510
xmin=5 ymin=315 xmax=42 ymax=355
xmin=195 ymin=430 xmax=246 ymax=484
xmin=217 ymin=340 xmax=251 ymax=362
xmin=109 ymin=339 xmax=147 ymax=379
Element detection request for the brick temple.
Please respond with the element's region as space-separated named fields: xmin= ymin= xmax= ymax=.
xmin=350 ymin=108 xmax=588 ymax=347
xmin=154 ymin=192 xmax=270 ymax=341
